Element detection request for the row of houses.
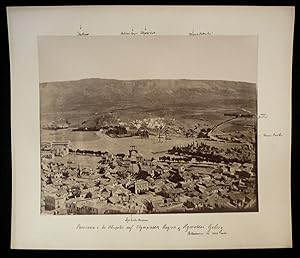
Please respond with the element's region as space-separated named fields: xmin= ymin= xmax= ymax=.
xmin=41 ymin=141 xmax=70 ymax=158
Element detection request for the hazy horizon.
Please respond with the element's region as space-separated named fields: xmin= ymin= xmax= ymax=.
xmin=38 ymin=35 xmax=258 ymax=84
xmin=40 ymin=77 xmax=257 ymax=84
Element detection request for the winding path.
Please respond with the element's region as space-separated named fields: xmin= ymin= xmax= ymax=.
xmin=207 ymin=117 xmax=237 ymax=141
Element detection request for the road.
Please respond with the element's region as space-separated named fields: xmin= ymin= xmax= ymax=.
xmin=207 ymin=115 xmax=254 ymax=150
xmin=207 ymin=117 xmax=237 ymax=142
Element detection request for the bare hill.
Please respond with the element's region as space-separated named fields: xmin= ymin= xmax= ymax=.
xmin=40 ymin=78 xmax=257 ymax=114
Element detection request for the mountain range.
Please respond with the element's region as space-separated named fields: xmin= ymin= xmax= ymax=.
xmin=40 ymin=78 xmax=257 ymax=115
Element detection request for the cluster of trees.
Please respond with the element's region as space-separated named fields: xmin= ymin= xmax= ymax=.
xmin=70 ymin=148 xmax=105 ymax=156
xmin=197 ymin=128 xmax=210 ymax=138
xmin=185 ymin=127 xmax=211 ymax=138
xmin=159 ymin=155 xmax=192 ymax=162
xmin=168 ymin=142 xmax=254 ymax=164
xmin=72 ymin=127 xmax=98 ymax=131
xmin=107 ymin=125 xmax=128 ymax=136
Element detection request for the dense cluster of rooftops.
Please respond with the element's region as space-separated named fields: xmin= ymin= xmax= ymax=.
xmin=41 ymin=141 xmax=257 ymax=215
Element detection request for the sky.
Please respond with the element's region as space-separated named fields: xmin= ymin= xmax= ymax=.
xmin=38 ymin=35 xmax=258 ymax=83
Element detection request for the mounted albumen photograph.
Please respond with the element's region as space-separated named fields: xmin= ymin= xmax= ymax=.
xmin=39 ymin=35 xmax=258 ymax=215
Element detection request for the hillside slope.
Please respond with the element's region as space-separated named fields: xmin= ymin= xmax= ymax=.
xmin=40 ymin=78 xmax=257 ymax=114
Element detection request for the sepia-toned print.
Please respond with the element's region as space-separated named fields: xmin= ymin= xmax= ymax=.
xmin=39 ymin=35 xmax=258 ymax=215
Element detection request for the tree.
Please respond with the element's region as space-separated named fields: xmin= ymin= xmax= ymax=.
xmin=85 ymin=192 xmax=92 ymax=199
xmin=46 ymin=175 xmax=53 ymax=185
xmin=169 ymin=173 xmax=184 ymax=183
xmin=184 ymin=200 xmax=195 ymax=209
xmin=98 ymin=167 xmax=105 ymax=174
xmin=135 ymin=170 xmax=149 ymax=180
xmin=62 ymin=171 xmax=69 ymax=179
xmin=144 ymin=200 xmax=154 ymax=213
xmin=71 ymin=186 xmax=81 ymax=198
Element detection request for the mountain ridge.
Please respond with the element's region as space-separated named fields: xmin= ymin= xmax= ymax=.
xmin=40 ymin=78 xmax=256 ymax=86
xmin=40 ymin=78 xmax=257 ymax=114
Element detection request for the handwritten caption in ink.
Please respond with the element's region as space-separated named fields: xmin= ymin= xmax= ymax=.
xmin=75 ymin=217 xmax=227 ymax=237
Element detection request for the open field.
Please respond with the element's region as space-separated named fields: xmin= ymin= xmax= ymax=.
xmin=41 ymin=128 xmax=248 ymax=160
